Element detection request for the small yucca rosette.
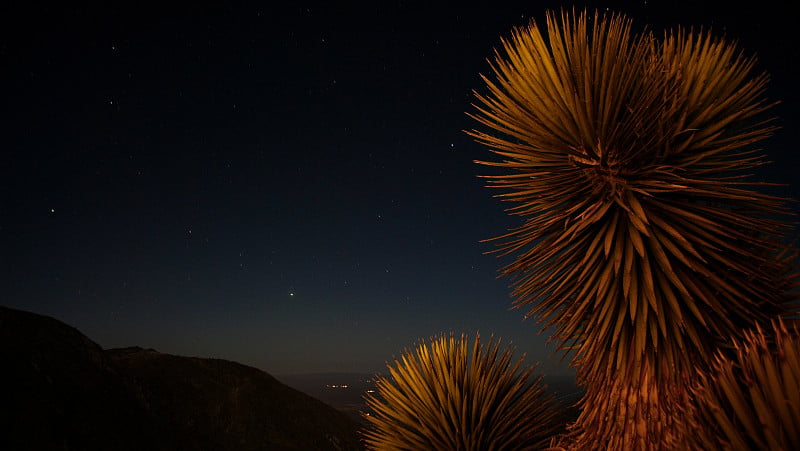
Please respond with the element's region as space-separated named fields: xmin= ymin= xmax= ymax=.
xmin=361 ymin=333 xmax=563 ymax=450
xmin=685 ymin=318 xmax=800 ymax=450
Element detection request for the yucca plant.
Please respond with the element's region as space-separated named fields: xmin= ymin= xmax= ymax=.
xmin=467 ymin=8 xmax=797 ymax=448
xmin=361 ymin=333 xmax=564 ymax=450
xmin=685 ymin=318 xmax=800 ymax=450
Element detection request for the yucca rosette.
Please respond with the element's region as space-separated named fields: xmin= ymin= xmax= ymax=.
xmin=361 ymin=334 xmax=563 ymax=450
xmin=685 ymin=318 xmax=800 ymax=450
xmin=468 ymin=8 xmax=796 ymax=447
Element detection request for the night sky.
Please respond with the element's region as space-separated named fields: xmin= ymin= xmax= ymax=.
xmin=2 ymin=1 xmax=797 ymax=376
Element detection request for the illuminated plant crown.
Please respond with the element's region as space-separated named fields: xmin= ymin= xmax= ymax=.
xmin=467 ymin=8 xmax=794 ymax=384
xmin=362 ymin=333 xmax=563 ymax=450
xmin=687 ymin=318 xmax=800 ymax=449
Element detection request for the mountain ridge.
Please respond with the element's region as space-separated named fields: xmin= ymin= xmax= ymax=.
xmin=0 ymin=305 xmax=363 ymax=450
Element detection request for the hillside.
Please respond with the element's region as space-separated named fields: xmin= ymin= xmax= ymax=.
xmin=0 ymin=305 xmax=363 ymax=450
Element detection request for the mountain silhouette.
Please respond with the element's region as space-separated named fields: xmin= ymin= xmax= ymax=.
xmin=0 ymin=305 xmax=363 ymax=450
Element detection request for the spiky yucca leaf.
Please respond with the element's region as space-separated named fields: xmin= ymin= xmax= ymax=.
xmin=467 ymin=8 xmax=796 ymax=447
xmin=361 ymin=334 xmax=563 ymax=450
xmin=685 ymin=318 xmax=800 ymax=450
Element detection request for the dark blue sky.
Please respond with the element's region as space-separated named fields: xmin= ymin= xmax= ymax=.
xmin=2 ymin=1 xmax=797 ymax=376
